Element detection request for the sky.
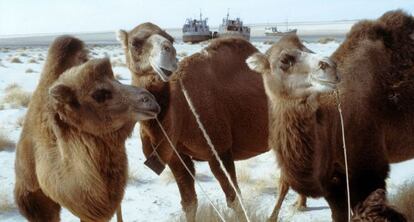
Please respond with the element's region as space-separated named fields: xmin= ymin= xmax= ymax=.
xmin=0 ymin=0 xmax=413 ymax=36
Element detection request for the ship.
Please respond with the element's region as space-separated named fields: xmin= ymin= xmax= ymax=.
xmin=217 ymin=12 xmax=250 ymax=41
xmin=264 ymin=26 xmax=297 ymax=36
xmin=182 ymin=13 xmax=212 ymax=43
xmin=265 ymin=21 xmax=297 ymax=36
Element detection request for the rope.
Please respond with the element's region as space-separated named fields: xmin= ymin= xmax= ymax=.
xmin=155 ymin=118 xmax=226 ymax=222
xmin=335 ymin=89 xmax=352 ymax=222
xmin=179 ymin=79 xmax=251 ymax=222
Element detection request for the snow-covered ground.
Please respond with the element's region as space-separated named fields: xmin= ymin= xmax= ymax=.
xmin=0 ymin=41 xmax=413 ymax=222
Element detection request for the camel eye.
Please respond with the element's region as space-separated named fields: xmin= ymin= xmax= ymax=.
xmin=92 ymin=89 xmax=112 ymax=103
xmin=131 ymin=39 xmax=143 ymax=49
xmin=319 ymin=61 xmax=329 ymax=70
xmin=279 ymin=54 xmax=296 ymax=71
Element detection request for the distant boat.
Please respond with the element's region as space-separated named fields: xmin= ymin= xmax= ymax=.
xmin=182 ymin=12 xmax=212 ymax=43
xmin=265 ymin=20 xmax=297 ymax=36
xmin=216 ymin=12 xmax=250 ymax=41
xmin=265 ymin=26 xmax=297 ymax=36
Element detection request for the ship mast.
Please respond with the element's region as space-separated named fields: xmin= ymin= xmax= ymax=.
xmin=227 ymin=8 xmax=230 ymax=21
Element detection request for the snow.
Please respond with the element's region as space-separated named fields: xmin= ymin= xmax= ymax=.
xmin=0 ymin=41 xmax=413 ymax=222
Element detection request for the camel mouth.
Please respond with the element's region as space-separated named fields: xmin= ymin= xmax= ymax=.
xmin=311 ymin=76 xmax=339 ymax=90
xmin=150 ymin=60 xmax=175 ymax=82
xmin=161 ymin=68 xmax=173 ymax=77
xmin=138 ymin=109 xmax=159 ymax=120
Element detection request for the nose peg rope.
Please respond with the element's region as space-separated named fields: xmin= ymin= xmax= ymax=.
xmin=155 ymin=118 xmax=227 ymax=222
xmin=179 ymin=79 xmax=251 ymax=222
xmin=335 ymin=89 xmax=352 ymax=222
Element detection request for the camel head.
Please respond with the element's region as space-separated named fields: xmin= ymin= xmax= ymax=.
xmin=117 ymin=23 xmax=178 ymax=82
xmin=246 ymin=35 xmax=340 ymax=100
xmin=48 ymin=58 xmax=160 ymax=136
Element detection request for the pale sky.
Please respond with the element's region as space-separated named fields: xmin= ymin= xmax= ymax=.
xmin=0 ymin=0 xmax=413 ymax=36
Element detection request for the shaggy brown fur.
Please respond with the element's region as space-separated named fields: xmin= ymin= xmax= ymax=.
xmin=251 ymin=10 xmax=413 ymax=222
xmin=119 ymin=23 xmax=269 ymax=221
xmin=352 ymin=189 xmax=407 ymax=222
xmin=14 ymin=36 xmax=160 ymax=222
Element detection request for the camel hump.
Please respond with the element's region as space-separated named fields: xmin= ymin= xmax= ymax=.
xmin=205 ymin=37 xmax=258 ymax=56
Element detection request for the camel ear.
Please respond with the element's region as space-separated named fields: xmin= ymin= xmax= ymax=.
xmin=246 ymin=52 xmax=270 ymax=74
xmin=49 ymin=84 xmax=79 ymax=108
xmin=302 ymin=46 xmax=314 ymax=54
xmin=116 ymin=29 xmax=128 ymax=49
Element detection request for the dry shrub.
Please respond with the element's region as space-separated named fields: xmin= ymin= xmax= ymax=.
xmin=161 ymin=168 xmax=176 ymax=185
xmin=3 ymin=85 xmax=31 ymax=108
xmin=0 ymin=193 xmax=16 ymax=212
xmin=9 ymin=57 xmax=22 ymax=63
xmin=17 ymin=115 xmax=26 ymax=127
xmin=111 ymin=59 xmax=126 ymax=67
xmin=318 ymin=37 xmax=337 ymax=44
xmin=0 ymin=131 xmax=15 ymax=151
xmin=263 ymin=40 xmax=275 ymax=45
xmin=27 ymin=58 xmax=38 ymax=64
xmin=4 ymin=83 xmax=20 ymax=92
xmin=390 ymin=182 xmax=414 ymax=221
xmin=25 ymin=68 xmax=36 ymax=73
xmin=115 ymin=73 xmax=126 ymax=80
xmin=177 ymin=51 xmax=188 ymax=57
xmin=237 ymin=165 xmax=252 ymax=184
xmin=128 ymin=169 xmax=140 ymax=184
xmin=174 ymin=202 xmax=267 ymax=222
xmin=19 ymin=52 xmax=28 ymax=57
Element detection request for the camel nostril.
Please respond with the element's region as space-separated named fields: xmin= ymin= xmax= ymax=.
xmin=163 ymin=45 xmax=171 ymax=52
xmin=336 ymin=75 xmax=341 ymax=82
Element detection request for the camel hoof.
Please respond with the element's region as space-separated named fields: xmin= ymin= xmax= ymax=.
xmin=267 ymin=216 xmax=278 ymax=222
xmin=296 ymin=205 xmax=307 ymax=212
xmin=292 ymin=201 xmax=307 ymax=211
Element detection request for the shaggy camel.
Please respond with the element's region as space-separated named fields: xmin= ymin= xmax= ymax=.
xmin=352 ymin=189 xmax=406 ymax=221
xmin=247 ymin=10 xmax=413 ymax=222
xmin=14 ymin=36 xmax=160 ymax=222
xmin=247 ymin=34 xmax=339 ymax=221
xmin=117 ymin=23 xmax=276 ymax=221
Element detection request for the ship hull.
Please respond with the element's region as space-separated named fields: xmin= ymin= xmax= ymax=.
xmin=217 ymin=31 xmax=250 ymax=41
xmin=265 ymin=30 xmax=297 ymax=36
xmin=183 ymin=34 xmax=211 ymax=43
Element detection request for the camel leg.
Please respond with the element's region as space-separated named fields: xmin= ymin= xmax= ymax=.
xmin=14 ymin=184 xmax=61 ymax=222
xmin=267 ymin=178 xmax=289 ymax=222
xmin=294 ymin=194 xmax=307 ymax=211
xmin=14 ymin=136 xmax=61 ymax=222
xmin=208 ymin=150 xmax=247 ymax=222
xmin=169 ymin=152 xmax=198 ymax=222
xmin=116 ymin=205 xmax=123 ymax=222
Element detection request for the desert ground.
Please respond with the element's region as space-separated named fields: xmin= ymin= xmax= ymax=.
xmin=0 ymin=38 xmax=413 ymax=222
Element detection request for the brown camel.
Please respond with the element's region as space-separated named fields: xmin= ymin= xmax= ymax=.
xmin=247 ymin=10 xmax=413 ymax=222
xmin=14 ymin=36 xmax=160 ymax=222
xmin=352 ymin=189 xmax=407 ymax=222
xmin=117 ymin=23 xmax=273 ymax=221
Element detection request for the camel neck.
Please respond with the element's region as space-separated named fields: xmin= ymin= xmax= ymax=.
xmin=269 ymin=97 xmax=321 ymax=196
xmin=51 ymin=114 xmax=129 ymax=201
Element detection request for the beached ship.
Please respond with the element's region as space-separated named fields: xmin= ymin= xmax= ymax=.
xmin=265 ymin=21 xmax=297 ymax=37
xmin=217 ymin=12 xmax=250 ymax=41
xmin=265 ymin=26 xmax=297 ymax=36
xmin=182 ymin=13 xmax=212 ymax=43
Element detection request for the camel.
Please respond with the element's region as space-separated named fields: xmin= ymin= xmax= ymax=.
xmin=352 ymin=189 xmax=407 ymax=221
xmin=14 ymin=36 xmax=160 ymax=222
xmin=247 ymin=10 xmax=413 ymax=222
xmin=117 ymin=23 xmax=275 ymax=221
